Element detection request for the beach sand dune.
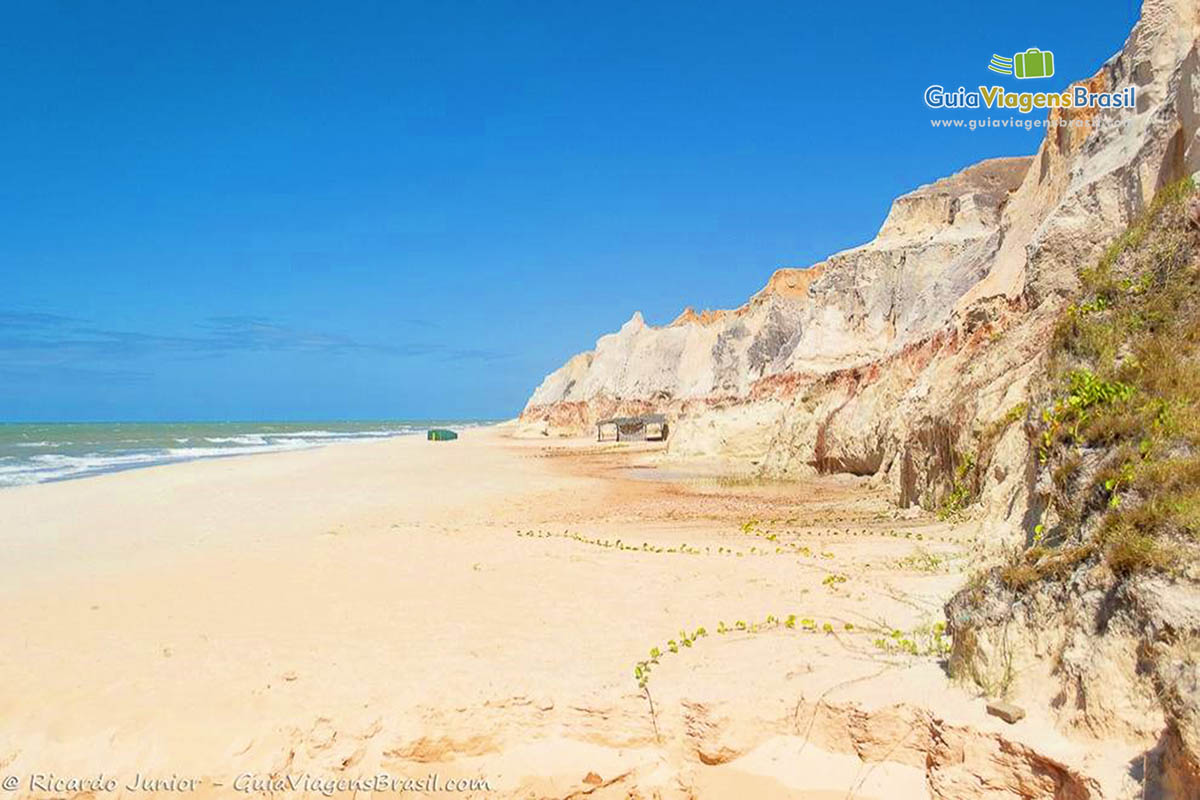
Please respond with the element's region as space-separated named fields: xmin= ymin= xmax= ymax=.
xmin=0 ymin=428 xmax=1119 ymax=798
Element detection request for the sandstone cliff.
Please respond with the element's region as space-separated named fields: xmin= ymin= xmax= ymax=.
xmin=519 ymin=0 xmax=1200 ymax=795
xmin=520 ymin=0 xmax=1198 ymax=516
xmin=521 ymin=155 xmax=1031 ymax=451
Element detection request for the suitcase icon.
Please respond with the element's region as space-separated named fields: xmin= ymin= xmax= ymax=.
xmin=1014 ymin=48 xmax=1054 ymax=79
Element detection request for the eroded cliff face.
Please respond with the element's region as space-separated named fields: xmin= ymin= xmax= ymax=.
xmin=518 ymin=0 xmax=1200 ymax=794
xmin=521 ymin=155 xmax=1031 ymax=444
xmin=514 ymin=1 xmax=1200 ymax=792
xmin=520 ymin=0 xmax=1200 ymax=525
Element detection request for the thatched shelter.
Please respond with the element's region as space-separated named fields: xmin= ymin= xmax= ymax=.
xmin=596 ymin=414 xmax=668 ymax=442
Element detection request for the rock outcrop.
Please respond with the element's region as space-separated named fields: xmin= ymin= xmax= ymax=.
xmin=520 ymin=0 xmax=1199 ymax=518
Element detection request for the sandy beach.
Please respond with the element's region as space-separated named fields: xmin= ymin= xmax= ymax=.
xmin=0 ymin=427 xmax=1132 ymax=798
xmin=7 ymin=0 xmax=1200 ymax=793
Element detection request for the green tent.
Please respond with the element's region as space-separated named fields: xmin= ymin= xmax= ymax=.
xmin=427 ymin=428 xmax=458 ymax=441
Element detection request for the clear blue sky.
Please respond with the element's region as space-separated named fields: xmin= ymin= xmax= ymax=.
xmin=0 ymin=0 xmax=1140 ymax=421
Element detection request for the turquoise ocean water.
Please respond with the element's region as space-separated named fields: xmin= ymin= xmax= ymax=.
xmin=0 ymin=420 xmax=489 ymax=487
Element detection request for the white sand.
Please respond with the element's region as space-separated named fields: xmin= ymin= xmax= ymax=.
xmin=0 ymin=427 xmax=1121 ymax=798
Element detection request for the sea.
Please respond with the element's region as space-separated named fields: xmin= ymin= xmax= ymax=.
xmin=0 ymin=420 xmax=490 ymax=488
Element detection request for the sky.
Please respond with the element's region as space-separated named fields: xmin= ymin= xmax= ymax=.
xmin=0 ymin=0 xmax=1142 ymax=421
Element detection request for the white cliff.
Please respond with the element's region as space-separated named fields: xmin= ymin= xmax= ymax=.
xmin=523 ymin=157 xmax=1030 ymax=430
xmin=521 ymin=0 xmax=1199 ymax=510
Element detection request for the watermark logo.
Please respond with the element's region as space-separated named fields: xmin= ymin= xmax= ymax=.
xmin=926 ymin=43 xmax=1132 ymax=127
xmin=988 ymin=54 xmax=1014 ymax=75
xmin=988 ymin=48 xmax=1055 ymax=79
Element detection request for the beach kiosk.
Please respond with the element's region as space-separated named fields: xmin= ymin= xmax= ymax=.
xmin=596 ymin=414 xmax=668 ymax=442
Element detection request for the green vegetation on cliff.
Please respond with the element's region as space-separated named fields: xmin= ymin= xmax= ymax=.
xmin=1007 ymin=177 xmax=1200 ymax=585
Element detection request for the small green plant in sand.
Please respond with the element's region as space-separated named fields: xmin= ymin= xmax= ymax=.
xmin=517 ymin=529 xmax=712 ymax=556
xmin=821 ymin=573 xmax=848 ymax=589
xmin=895 ymin=548 xmax=954 ymax=573
xmin=633 ymin=612 xmax=863 ymax=692
xmin=517 ymin=526 xmax=830 ymax=561
xmin=749 ymin=519 xmax=967 ymax=546
xmin=873 ymin=621 xmax=951 ymax=658
xmin=634 ymin=612 xmax=949 ymax=734
xmin=738 ymin=518 xmax=808 ymax=552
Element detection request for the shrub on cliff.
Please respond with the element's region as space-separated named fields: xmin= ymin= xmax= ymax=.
xmin=946 ymin=177 xmax=1200 ymax=792
xmin=1025 ymin=176 xmax=1200 ymax=577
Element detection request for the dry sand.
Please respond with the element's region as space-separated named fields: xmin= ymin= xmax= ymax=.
xmin=0 ymin=426 xmax=1127 ymax=798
